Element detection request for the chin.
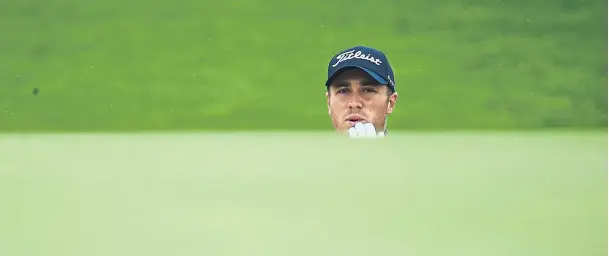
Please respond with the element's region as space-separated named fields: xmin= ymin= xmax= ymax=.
xmin=333 ymin=124 xmax=351 ymax=133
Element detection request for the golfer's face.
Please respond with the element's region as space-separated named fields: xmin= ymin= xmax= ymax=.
xmin=326 ymin=69 xmax=394 ymax=132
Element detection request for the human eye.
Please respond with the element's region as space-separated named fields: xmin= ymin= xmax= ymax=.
xmin=336 ymin=88 xmax=349 ymax=94
xmin=363 ymin=87 xmax=377 ymax=93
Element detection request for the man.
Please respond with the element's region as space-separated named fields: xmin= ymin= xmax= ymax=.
xmin=324 ymin=45 xmax=398 ymax=138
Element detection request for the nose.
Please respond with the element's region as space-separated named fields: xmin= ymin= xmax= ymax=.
xmin=347 ymin=94 xmax=364 ymax=109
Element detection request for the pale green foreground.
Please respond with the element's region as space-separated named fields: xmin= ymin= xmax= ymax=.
xmin=0 ymin=132 xmax=606 ymax=256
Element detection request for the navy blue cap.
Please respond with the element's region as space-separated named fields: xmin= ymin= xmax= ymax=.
xmin=325 ymin=45 xmax=396 ymax=92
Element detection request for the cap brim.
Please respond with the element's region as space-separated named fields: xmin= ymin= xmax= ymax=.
xmin=325 ymin=65 xmax=388 ymax=87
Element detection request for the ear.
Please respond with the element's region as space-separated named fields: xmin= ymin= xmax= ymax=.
xmin=387 ymin=92 xmax=398 ymax=114
xmin=325 ymin=91 xmax=331 ymax=115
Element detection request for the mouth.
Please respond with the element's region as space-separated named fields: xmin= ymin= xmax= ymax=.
xmin=345 ymin=115 xmax=366 ymax=125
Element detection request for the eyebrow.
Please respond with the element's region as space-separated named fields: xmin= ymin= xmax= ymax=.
xmin=331 ymin=78 xmax=379 ymax=88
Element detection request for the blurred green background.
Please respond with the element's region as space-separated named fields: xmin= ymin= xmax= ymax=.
xmin=0 ymin=0 xmax=607 ymax=131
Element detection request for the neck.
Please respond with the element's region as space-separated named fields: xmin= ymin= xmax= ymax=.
xmin=383 ymin=116 xmax=388 ymax=133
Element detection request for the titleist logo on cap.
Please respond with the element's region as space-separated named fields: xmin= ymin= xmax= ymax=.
xmin=332 ymin=50 xmax=383 ymax=67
